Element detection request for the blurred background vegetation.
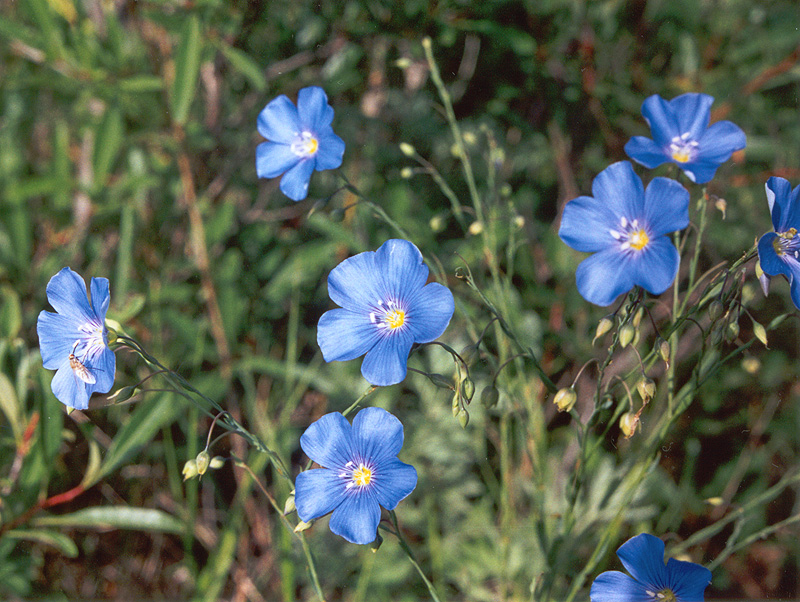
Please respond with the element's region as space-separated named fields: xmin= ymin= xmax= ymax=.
xmin=1 ymin=0 xmax=799 ymax=599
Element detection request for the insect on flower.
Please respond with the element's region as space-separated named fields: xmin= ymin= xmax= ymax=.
xmin=68 ymin=342 xmax=96 ymax=384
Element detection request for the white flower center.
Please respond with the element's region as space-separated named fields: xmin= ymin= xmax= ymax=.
xmin=339 ymin=461 xmax=374 ymax=489
xmin=669 ymin=132 xmax=699 ymax=163
xmin=609 ymin=216 xmax=650 ymax=252
xmin=773 ymin=227 xmax=800 ymax=258
xmin=369 ymin=299 xmax=408 ymax=333
xmin=290 ymin=131 xmax=319 ymax=158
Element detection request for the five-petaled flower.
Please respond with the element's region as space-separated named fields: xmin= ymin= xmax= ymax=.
xmin=37 ymin=267 xmax=116 ymax=410
xmin=256 ymin=86 xmax=345 ymax=201
xmin=757 ymin=176 xmax=800 ymax=309
xmin=317 ymin=239 xmax=454 ymax=386
xmin=625 ymin=93 xmax=746 ymax=184
xmin=590 ymin=533 xmax=712 ymax=602
xmin=295 ymin=407 xmax=418 ymax=545
xmin=559 ymin=161 xmax=689 ymax=307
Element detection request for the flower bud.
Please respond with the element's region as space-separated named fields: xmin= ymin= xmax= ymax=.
xmin=553 ymin=387 xmax=577 ymax=412
xmin=656 ymin=338 xmax=670 ymax=365
xmin=619 ymin=412 xmax=639 ymax=438
xmin=462 ymin=131 xmax=477 ymax=146
xmin=108 ymin=385 xmax=137 ymax=404
xmin=726 ymin=321 xmax=740 ymax=342
xmin=636 ymin=378 xmax=656 ymax=402
xmin=209 ymin=456 xmax=225 ymax=470
xmin=399 ymin=142 xmax=416 ymax=157
xmin=593 ymin=317 xmax=613 ymax=344
xmin=456 ymin=408 xmax=469 ymax=429
xmin=195 ymin=451 xmax=211 ymax=475
xmin=752 ymin=320 xmax=768 ymax=347
xmin=394 ymin=57 xmax=411 ymax=69
xmin=451 ymin=392 xmax=460 ymax=417
xmin=106 ymin=327 xmax=118 ymax=345
xmin=461 ymin=378 xmax=475 ymax=402
xmin=480 ymin=386 xmax=500 ymax=408
xmin=708 ymin=299 xmax=724 ymax=321
xmin=632 ymin=306 xmax=645 ymax=328
xmin=294 ymin=520 xmax=313 ymax=533
xmin=715 ymin=197 xmax=727 ymax=219
xmin=429 ymin=373 xmax=454 ymax=389
xmin=618 ymin=324 xmax=635 ymax=348
xmin=513 ymin=215 xmax=525 ymax=229
xmin=283 ymin=493 xmax=296 ymax=516
xmin=429 ymin=215 xmax=445 ymax=232
xmin=741 ymin=357 xmax=760 ymax=374
xmin=370 ymin=533 xmax=384 ymax=552
xmin=468 ymin=221 xmax=484 ymax=235
xmin=400 ymin=166 xmax=414 ymax=179
xmin=182 ymin=459 xmax=198 ymax=481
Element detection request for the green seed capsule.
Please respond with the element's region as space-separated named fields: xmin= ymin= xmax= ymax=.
xmin=553 ymin=387 xmax=577 ymax=412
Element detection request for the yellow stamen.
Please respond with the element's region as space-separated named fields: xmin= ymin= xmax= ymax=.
xmin=307 ymin=137 xmax=319 ymax=155
xmin=385 ymin=309 xmax=405 ymax=329
xmin=629 ymin=229 xmax=649 ymax=250
xmin=671 ymin=150 xmax=691 ymax=163
xmin=352 ymin=465 xmax=372 ymax=487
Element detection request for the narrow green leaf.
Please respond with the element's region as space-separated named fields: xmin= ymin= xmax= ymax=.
xmin=0 ymin=285 xmax=22 ymax=339
xmin=33 ymin=506 xmax=184 ymax=534
xmin=0 ymin=372 xmax=22 ymax=444
xmin=5 ymin=529 xmax=79 ymax=558
xmin=170 ymin=15 xmax=202 ymax=125
xmin=93 ymin=106 xmax=124 ymax=190
xmin=214 ymin=40 xmax=266 ymax=91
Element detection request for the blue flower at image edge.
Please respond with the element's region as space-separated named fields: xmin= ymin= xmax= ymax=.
xmin=559 ymin=161 xmax=689 ymax=307
xmin=256 ymin=86 xmax=345 ymax=201
xmin=295 ymin=407 xmax=418 ymax=545
xmin=591 ymin=533 xmax=712 ymax=602
xmin=37 ymin=267 xmax=116 ymax=410
xmin=317 ymin=239 xmax=455 ymax=386
xmin=757 ymin=177 xmax=800 ymax=309
xmin=625 ymin=93 xmax=746 ymax=184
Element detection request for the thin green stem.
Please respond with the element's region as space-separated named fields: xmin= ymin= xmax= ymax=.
xmin=389 ymin=510 xmax=444 ymax=602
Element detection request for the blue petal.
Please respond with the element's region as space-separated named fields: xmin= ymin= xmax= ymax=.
xmin=257 ymin=95 xmax=300 ymax=144
xmin=641 ymin=95 xmax=680 ymax=146
xmin=88 ymin=346 xmax=116 ymax=394
xmin=351 ymin=407 xmax=404 ymax=463
xmin=765 ymin=177 xmax=800 ymax=232
xmin=317 ymin=308 xmax=381 ymax=362
xmin=617 ymin=534 xmax=669 ymax=591
xmin=45 ymin=268 xmax=95 ymax=323
xmin=279 ymin=158 xmax=316 ymax=201
xmin=295 ymin=468 xmax=347 ymax=522
xmin=643 ymin=177 xmax=690 ymax=238
xmin=300 ymin=412 xmax=354 ymax=469
xmin=406 ymin=282 xmax=454 ymax=343
xmin=680 ymin=160 xmax=718 ymax=185
xmin=374 ymin=239 xmax=429 ymax=301
xmin=327 ymin=250 xmax=383 ymax=312
xmin=590 ymin=571 xmax=653 ymax=602
xmin=360 ymin=332 xmax=415 ymax=386
xmin=629 ymin=237 xmax=680 ymax=296
xmin=669 ymin=93 xmax=714 ymax=140
xmin=560 ymin=195 xmax=622 ymax=253
xmin=297 ymin=86 xmax=334 ymax=131
xmin=665 ymin=558 xmax=712 ymax=601
xmin=372 ymin=459 xmax=417 ymax=510
xmin=90 ymin=277 xmax=110 ymax=319
xmin=256 ymin=141 xmax=300 ymax=179
xmin=757 ymin=233 xmax=790 ymax=278
xmin=625 ymin=136 xmax=670 ymax=169
xmin=696 ymin=120 xmax=745 ymax=163
xmin=37 ymin=311 xmax=82 ymax=370
xmin=575 ymin=248 xmax=636 ymax=307
xmin=328 ymin=490 xmax=382 ymax=544
xmin=591 ymin=162 xmax=645 ymax=222
xmin=314 ymin=131 xmax=345 ymax=171
xmin=51 ymin=359 xmax=89 ymax=410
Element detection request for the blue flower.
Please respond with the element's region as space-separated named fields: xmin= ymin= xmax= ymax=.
xmin=625 ymin=93 xmax=746 ymax=184
xmin=317 ymin=239 xmax=454 ymax=386
xmin=37 ymin=267 xmax=116 ymax=410
xmin=590 ymin=533 xmax=712 ymax=602
xmin=559 ymin=161 xmax=689 ymax=307
xmin=757 ymin=176 xmax=800 ymax=309
xmin=256 ymin=86 xmax=345 ymax=201
xmin=295 ymin=407 xmax=418 ymax=544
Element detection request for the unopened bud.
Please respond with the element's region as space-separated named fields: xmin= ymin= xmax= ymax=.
xmin=462 ymin=378 xmax=475 ymax=402
xmin=752 ymin=321 xmax=768 ymax=347
xmin=500 ymin=183 xmax=512 ymax=197
xmin=182 ymin=459 xmax=198 ymax=481
xmin=553 ymin=387 xmax=577 ymax=412
xmin=726 ymin=321 xmax=740 ymax=342
xmin=452 ymin=392 xmax=460 ymax=417
xmin=481 ymin=386 xmax=500 ymax=408
xmin=456 ymin=408 xmax=469 ymax=429
xmin=618 ymin=324 xmax=636 ymax=348
xmin=400 ymin=166 xmax=414 ymax=179
xmin=462 ymin=131 xmax=477 ymax=146
xmin=394 ymin=57 xmax=412 ymax=69
xmin=429 ymin=215 xmax=445 ymax=232
xmin=715 ymin=197 xmax=727 ymax=219
xmin=632 ymin=306 xmax=645 ymax=328
xmin=283 ymin=493 xmax=296 ymax=515
xmin=195 ymin=451 xmax=210 ymax=476
xmin=637 ymin=378 xmax=656 ymax=402
xmin=108 ymin=385 xmax=137 ymax=403
xmin=399 ymin=142 xmax=416 ymax=157
xmin=656 ymin=338 xmax=671 ymax=366
xmin=209 ymin=456 xmax=225 ymax=469
xmin=371 ymin=533 xmax=384 ymax=552
xmin=708 ymin=300 xmax=724 ymax=321
xmin=106 ymin=326 xmax=118 ymax=345
xmin=741 ymin=357 xmax=760 ymax=374
xmin=294 ymin=520 xmax=313 ymax=533
xmin=619 ymin=412 xmax=639 ymax=438
xmin=593 ymin=317 xmax=614 ymax=344
xmin=468 ymin=221 xmax=484 ymax=235
xmin=513 ymin=215 xmax=525 ymax=229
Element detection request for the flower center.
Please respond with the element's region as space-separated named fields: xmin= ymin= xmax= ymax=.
xmin=369 ymin=299 xmax=408 ymax=333
xmin=340 ymin=461 xmax=374 ymax=489
xmin=669 ymin=132 xmax=699 ymax=163
xmin=290 ymin=131 xmax=319 ymax=158
xmin=645 ymin=589 xmax=677 ymax=602
xmin=609 ymin=216 xmax=650 ymax=252
xmin=773 ymin=228 xmax=800 ymax=258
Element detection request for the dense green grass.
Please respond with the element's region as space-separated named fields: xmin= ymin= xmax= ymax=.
xmin=1 ymin=0 xmax=799 ymax=599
